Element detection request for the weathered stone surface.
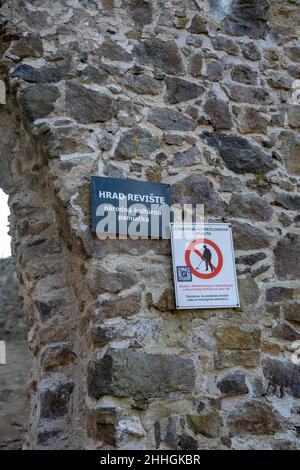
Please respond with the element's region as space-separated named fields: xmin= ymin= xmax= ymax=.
xmin=278 ymin=131 xmax=300 ymax=175
xmin=263 ymin=358 xmax=300 ymax=398
xmin=179 ymin=434 xmax=198 ymax=450
xmin=188 ymin=14 xmax=208 ymax=34
xmin=227 ymin=85 xmax=273 ymax=105
xmin=173 ymin=145 xmax=200 ymax=167
xmin=217 ymin=370 xmax=249 ymax=396
xmin=272 ymin=322 xmax=300 ymax=342
xmin=165 ymin=77 xmax=204 ymax=104
xmin=201 ymin=132 xmax=276 ymax=175
xmin=229 ymin=193 xmax=273 ymax=221
xmin=125 ymin=0 xmax=153 ymax=26
xmin=9 ymin=36 xmax=43 ymax=58
xmin=39 ymin=374 xmax=74 ymax=419
xmin=285 ymin=47 xmax=300 ymax=62
xmin=274 ymin=192 xmax=300 ymax=211
xmin=96 ymin=292 xmax=141 ymax=320
xmin=19 ymin=84 xmax=60 ymax=120
xmin=241 ymin=42 xmax=261 ymax=61
xmin=2 ymin=0 xmax=300 ymax=452
xmin=238 ymin=275 xmax=260 ymax=306
xmin=86 ymin=263 xmax=138 ymax=295
xmin=12 ymin=64 xmax=63 ymax=83
xmin=65 ymin=83 xmax=118 ymax=124
xmin=214 ymin=349 xmax=260 ymax=369
xmin=231 ymin=64 xmax=257 ymax=84
xmin=101 ymin=40 xmax=131 ymax=61
xmin=205 ymin=60 xmax=224 ymax=81
xmin=228 ymin=400 xmax=285 ymax=436
xmin=288 ymin=106 xmax=300 ymax=129
xmin=87 ymin=407 xmax=120 ymax=445
xmin=237 ymin=252 xmax=266 ymax=266
xmin=215 ymin=327 xmax=261 ymax=350
xmin=204 ymin=97 xmax=232 ymax=129
xmin=187 ymin=410 xmax=223 ymax=438
xmin=274 ymin=233 xmax=300 ymax=280
xmin=87 ymin=349 xmax=195 ymax=399
xmin=173 ymin=175 xmax=226 ymax=216
xmin=147 ymin=287 xmax=175 ymax=312
xmin=41 ymin=342 xmax=76 ymax=370
xmin=266 ymin=287 xmax=294 ymax=302
xmin=238 ymin=107 xmax=268 ymax=134
xmin=114 ymin=127 xmax=160 ymax=160
xmin=288 ymin=64 xmax=300 ymax=79
xmin=232 ymin=221 xmax=272 ymax=250
xmin=284 ymin=303 xmax=300 ymax=323
xmin=134 ymin=38 xmax=184 ymax=75
xmin=148 ymin=108 xmax=196 ymax=131
xmin=267 ymin=76 xmax=292 ymax=91
xmin=0 ymin=258 xmax=24 ymax=339
xmin=211 ymin=36 xmax=239 ymax=55
xmin=123 ymin=71 xmax=163 ymax=95
xmin=222 ymin=1 xmax=269 ymax=39
xmin=189 ymin=53 xmax=203 ymax=77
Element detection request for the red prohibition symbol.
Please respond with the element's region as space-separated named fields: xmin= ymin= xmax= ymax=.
xmin=185 ymin=238 xmax=223 ymax=279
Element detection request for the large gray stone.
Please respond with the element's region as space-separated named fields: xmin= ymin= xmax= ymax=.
xmin=165 ymin=77 xmax=204 ymax=104
xmin=238 ymin=107 xmax=268 ymax=134
xmin=173 ymin=146 xmax=200 ymax=167
xmin=134 ymin=38 xmax=184 ymax=75
xmin=232 ymin=221 xmax=272 ymax=250
xmin=65 ymin=82 xmax=118 ymax=123
xmin=19 ymin=84 xmax=60 ymax=120
xmin=238 ymin=275 xmax=260 ymax=306
xmin=188 ymin=14 xmax=208 ymax=34
xmin=172 ymin=175 xmax=226 ymax=216
xmin=187 ymin=410 xmax=223 ymax=438
xmin=274 ymin=233 xmax=300 ymax=280
xmin=114 ymin=127 xmax=160 ymax=160
xmin=278 ymin=131 xmax=300 ymax=175
xmin=148 ymin=108 xmax=196 ymax=131
xmin=12 ymin=64 xmax=63 ymax=83
xmin=211 ymin=35 xmax=239 ymax=55
xmin=124 ymin=0 xmax=153 ymax=26
xmin=123 ymin=71 xmax=163 ymax=95
xmin=201 ymin=132 xmax=276 ymax=175
xmin=266 ymin=287 xmax=294 ymax=302
xmin=263 ymin=358 xmax=300 ymax=398
xmin=86 ymin=263 xmax=138 ymax=295
xmin=227 ymin=85 xmax=273 ymax=105
xmin=241 ymin=42 xmax=261 ymax=61
xmin=204 ymin=97 xmax=233 ymax=129
xmin=39 ymin=373 xmax=74 ymax=419
xmin=101 ymin=39 xmax=131 ymax=61
xmin=217 ymin=370 xmax=249 ymax=396
xmin=229 ymin=193 xmax=273 ymax=221
xmin=274 ymin=192 xmax=300 ymax=211
xmin=87 ymin=349 xmax=195 ymax=399
xmin=231 ymin=64 xmax=257 ymax=85
xmin=221 ymin=0 xmax=269 ymax=39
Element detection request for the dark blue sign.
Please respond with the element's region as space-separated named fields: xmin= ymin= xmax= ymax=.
xmin=91 ymin=176 xmax=173 ymax=239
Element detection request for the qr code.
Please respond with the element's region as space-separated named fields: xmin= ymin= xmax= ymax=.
xmin=177 ymin=266 xmax=192 ymax=282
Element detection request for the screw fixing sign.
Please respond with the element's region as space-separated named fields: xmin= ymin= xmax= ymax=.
xmin=171 ymin=223 xmax=240 ymax=309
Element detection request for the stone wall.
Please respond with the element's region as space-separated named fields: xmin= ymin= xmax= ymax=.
xmin=0 ymin=257 xmax=31 ymax=449
xmin=0 ymin=0 xmax=300 ymax=449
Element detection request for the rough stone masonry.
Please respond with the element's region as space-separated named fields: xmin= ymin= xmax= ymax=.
xmin=0 ymin=0 xmax=300 ymax=450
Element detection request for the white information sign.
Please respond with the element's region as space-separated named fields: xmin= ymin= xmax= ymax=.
xmin=171 ymin=223 xmax=240 ymax=309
